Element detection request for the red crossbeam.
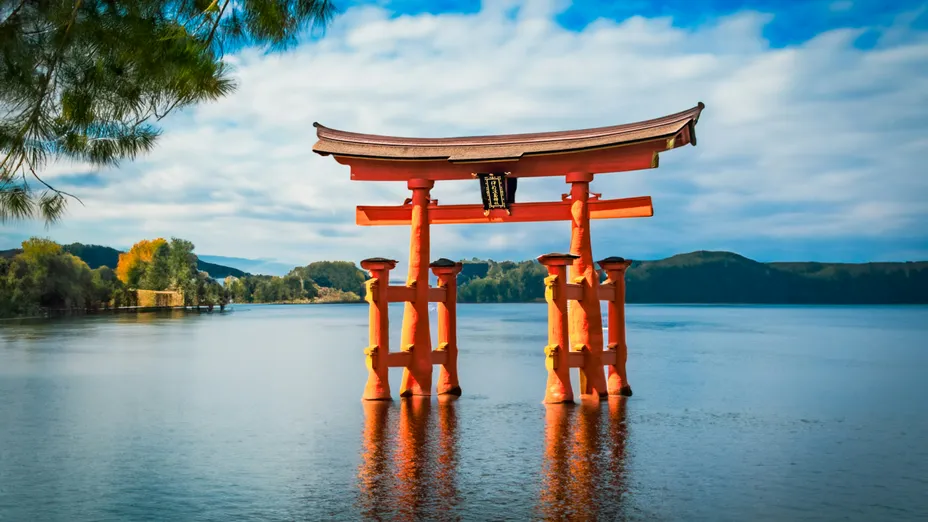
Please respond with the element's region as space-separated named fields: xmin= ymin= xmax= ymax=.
xmin=356 ymin=196 xmax=653 ymax=226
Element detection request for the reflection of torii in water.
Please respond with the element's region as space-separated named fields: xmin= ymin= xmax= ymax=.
xmin=356 ymin=397 xmax=459 ymax=520
xmin=313 ymin=103 xmax=704 ymax=402
xmin=539 ymin=398 xmax=631 ymax=520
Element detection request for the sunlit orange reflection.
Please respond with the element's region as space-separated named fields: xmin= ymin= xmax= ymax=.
xmin=540 ymin=404 xmax=574 ymax=519
xmin=539 ymin=397 xmax=630 ymax=520
xmin=434 ymin=396 xmax=460 ymax=514
xmin=395 ymin=396 xmax=432 ymax=519
xmin=356 ymin=397 xmax=460 ymax=521
xmin=357 ymin=401 xmax=391 ymax=520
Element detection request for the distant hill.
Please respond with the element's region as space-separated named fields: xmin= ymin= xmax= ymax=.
xmin=454 ymin=251 xmax=927 ymax=304
xmin=623 ymin=251 xmax=927 ymax=304
xmin=196 ymin=255 xmax=294 ymax=277
xmin=0 ymin=243 xmax=247 ymax=279
xmin=5 ymin=245 xmax=924 ymax=304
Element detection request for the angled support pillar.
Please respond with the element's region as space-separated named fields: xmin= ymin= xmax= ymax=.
xmin=400 ymin=178 xmax=435 ymax=397
xmin=360 ymin=257 xmax=397 ymax=400
xmin=538 ymin=253 xmax=578 ymax=404
xmin=565 ymin=171 xmax=608 ymax=399
xmin=599 ymin=256 xmax=634 ymax=396
xmin=430 ymin=258 xmax=463 ymax=396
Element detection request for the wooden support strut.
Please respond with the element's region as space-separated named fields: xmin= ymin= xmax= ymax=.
xmin=598 ymin=257 xmax=634 ymax=396
xmin=430 ymin=259 xmax=463 ymax=396
xmin=538 ymin=253 xmax=578 ymax=404
xmin=360 ymin=257 xmax=397 ymax=400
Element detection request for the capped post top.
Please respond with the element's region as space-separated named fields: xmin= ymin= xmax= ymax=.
xmin=597 ymin=256 xmax=633 ymax=269
xmin=429 ymin=258 xmax=457 ymax=268
xmin=537 ymin=253 xmax=580 ymax=266
xmin=360 ymin=257 xmax=398 ymax=271
xmin=430 ymin=257 xmax=463 ymax=274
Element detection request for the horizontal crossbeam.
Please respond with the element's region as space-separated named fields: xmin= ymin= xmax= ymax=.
xmin=382 ymin=348 xmax=455 ymax=366
xmin=357 ymin=196 xmax=653 ymax=226
xmin=385 ymin=285 xmax=448 ymax=303
xmin=565 ymin=283 xmax=583 ymax=301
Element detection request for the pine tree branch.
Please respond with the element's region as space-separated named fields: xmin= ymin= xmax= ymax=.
xmin=0 ymin=0 xmax=27 ymax=26
xmin=0 ymin=0 xmax=83 ymax=175
xmin=205 ymin=0 xmax=231 ymax=49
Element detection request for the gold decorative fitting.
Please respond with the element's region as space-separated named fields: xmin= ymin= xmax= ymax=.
xmin=651 ymin=151 xmax=659 ymax=168
xmin=544 ymin=344 xmax=560 ymax=370
xmin=363 ymin=345 xmax=379 ymax=356
xmin=572 ymin=276 xmax=585 ymax=284
xmin=573 ymin=343 xmax=589 ymax=353
xmin=665 ymin=136 xmax=676 ymax=150
xmin=606 ymin=343 xmax=619 ymax=351
xmin=544 ymin=274 xmax=558 ymax=302
xmin=364 ymin=279 xmax=378 ymax=303
xmin=436 ymin=342 xmax=449 ymax=352
xmin=402 ymin=344 xmax=415 ymax=353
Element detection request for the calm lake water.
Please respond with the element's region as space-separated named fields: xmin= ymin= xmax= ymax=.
xmin=1 ymin=304 xmax=926 ymax=521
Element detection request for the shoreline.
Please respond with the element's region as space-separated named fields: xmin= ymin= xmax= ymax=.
xmin=3 ymin=301 xmax=925 ymax=322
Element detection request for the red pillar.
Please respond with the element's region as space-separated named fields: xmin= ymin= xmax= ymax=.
xmin=431 ymin=258 xmax=463 ymax=396
xmin=599 ymin=257 xmax=633 ymax=396
xmin=360 ymin=258 xmax=397 ymax=400
xmin=400 ymin=178 xmax=434 ymax=397
xmin=566 ymin=171 xmax=608 ymax=399
xmin=538 ymin=253 xmax=577 ymax=404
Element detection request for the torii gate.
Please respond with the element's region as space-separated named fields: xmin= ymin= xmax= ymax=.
xmin=312 ymin=103 xmax=704 ymax=403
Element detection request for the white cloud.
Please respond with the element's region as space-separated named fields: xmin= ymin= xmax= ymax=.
xmin=3 ymin=1 xmax=927 ymax=267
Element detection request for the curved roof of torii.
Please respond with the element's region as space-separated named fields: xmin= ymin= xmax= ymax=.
xmin=312 ymin=102 xmax=704 ymax=163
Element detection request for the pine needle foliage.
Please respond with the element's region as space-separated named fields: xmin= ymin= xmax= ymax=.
xmin=0 ymin=0 xmax=337 ymax=223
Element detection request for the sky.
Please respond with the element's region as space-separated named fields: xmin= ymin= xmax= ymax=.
xmin=1 ymin=0 xmax=927 ymax=271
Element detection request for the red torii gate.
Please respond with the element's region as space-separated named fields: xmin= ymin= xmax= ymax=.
xmin=312 ymin=102 xmax=704 ymax=403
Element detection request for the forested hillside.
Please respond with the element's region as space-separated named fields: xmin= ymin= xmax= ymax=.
xmin=456 ymin=251 xmax=928 ymax=304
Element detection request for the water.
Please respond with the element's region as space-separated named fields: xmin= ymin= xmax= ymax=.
xmin=1 ymin=304 xmax=926 ymax=521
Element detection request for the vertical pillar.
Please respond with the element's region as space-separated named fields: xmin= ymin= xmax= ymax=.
xmin=566 ymin=171 xmax=608 ymax=399
xmin=538 ymin=253 xmax=577 ymax=404
xmin=360 ymin=258 xmax=396 ymax=400
xmin=599 ymin=257 xmax=633 ymax=396
xmin=400 ymin=178 xmax=435 ymax=397
xmin=430 ymin=258 xmax=463 ymax=396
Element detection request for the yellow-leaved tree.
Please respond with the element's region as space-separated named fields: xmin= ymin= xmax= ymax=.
xmin=115 ymin=238 xmax=167 ymax=284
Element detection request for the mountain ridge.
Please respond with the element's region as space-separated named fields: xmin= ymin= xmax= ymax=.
xmin=3 ymin=244 xmax=925 ymax=304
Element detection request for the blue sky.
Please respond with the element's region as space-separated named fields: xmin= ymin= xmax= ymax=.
xmin=2 ymin=0 xmax=926 ymax=271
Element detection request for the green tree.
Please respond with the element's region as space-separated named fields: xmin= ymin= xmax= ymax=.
xmin=90 ymin=265 xmax=121 ymax=309
xmin=140 ymin=241 xmax=171 ymax=290
xmin=0 ymin=0 xmax=338 ymax=223
xmin=167 ymin=237 xmax=197 ymax=301
xmin=297 ymin=261 xmax=366 ymax=295
xmin=126 ymin=259 xmax=148 ymax=288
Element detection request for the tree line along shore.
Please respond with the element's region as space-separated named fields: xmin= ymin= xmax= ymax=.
xmin=0 ymin=238 xmax=365 ymax=319
xmin=2 ymin=238 xmax=926 ymax=319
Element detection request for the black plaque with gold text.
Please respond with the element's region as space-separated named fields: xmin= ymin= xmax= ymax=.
xmin=476 ymin=172 xmax=517 ymax=215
